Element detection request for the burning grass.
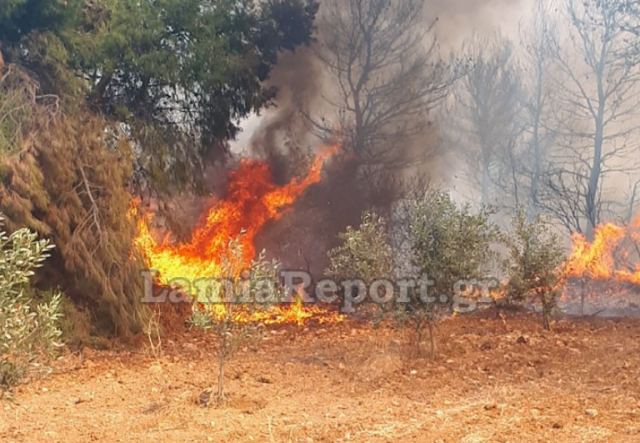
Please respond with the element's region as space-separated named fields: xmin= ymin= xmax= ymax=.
xmin=565 ymin=216 xmax=640 ymax=285
xmin=562 ymin=217 xmax=640 ymax=316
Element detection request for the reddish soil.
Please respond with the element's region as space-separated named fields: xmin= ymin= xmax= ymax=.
xmin=2 ymin=313 xmax=640 ymax=442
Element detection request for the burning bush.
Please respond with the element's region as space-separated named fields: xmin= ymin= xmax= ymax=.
xmin=554 ymin=216 xmax=640 ymax=316
xmin=504 ymin=213 xmax=565 ymax=330
xmin=0 ymin=218 xmax=62 ymax=391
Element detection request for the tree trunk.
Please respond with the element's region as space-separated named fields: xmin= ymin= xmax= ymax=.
xmin=529 ymin=74 xmax=543 ymax=219
xmin=586 ymin=51 xmax=607 ymax=241
xmin=217 ymin=329 xmax=227 ymax=404
xmin=542 ymin=308 xmax=550 ymax=331
xmin=585 ymin=124 xmax=603 ymax=240
xmin=427 ymin=319 xmax=436 ymax=358
xmin=541 ymin=292 xmax=552 ymax=331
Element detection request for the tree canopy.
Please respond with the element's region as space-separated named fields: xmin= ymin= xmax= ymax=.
xmin=1 ymin=0 xmax=319 ymax=189
xmin=0 ymin=0 xmax=80 ymax=44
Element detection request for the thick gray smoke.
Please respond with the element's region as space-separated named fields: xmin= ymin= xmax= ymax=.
xmin=247 ymin=46 xmax=326 ymax=183
xmin=246 ymin=0 xmax=532 ymax=162
xmin=250 ymin=0 xmax=535 ymax=275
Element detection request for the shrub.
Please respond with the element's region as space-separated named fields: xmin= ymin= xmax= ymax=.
xmin=325 ymin=211 xmax=394 ymax=317
xmin=0 ymin=218 xmax=62 ymax=390
xmin=326 ymin=211 xmax=394 ymax=281
xmin=403 ymin=191 xmax=499 ymax=356
xmin=504 ymin=212 xmax=565 ymax=330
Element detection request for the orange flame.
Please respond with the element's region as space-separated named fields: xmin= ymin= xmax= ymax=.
xmin=565 ymin=216 xmax=640 ymax=285
xmin=134 ymin=145 xmax=344 ymax=325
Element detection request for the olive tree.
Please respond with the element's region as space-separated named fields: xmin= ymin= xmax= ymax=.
xmin=326 ymin=211 xmax=394 ymax=282
xmin=190 ymin=239 xmax=280 ymax=405
xmin=405 ymin=191 xmax=499 ymax=356
xmin=504 ymin=212 xmax=565 ymax=330
xmin=0 ymin=218 xmax=62 ymax=390
xmin=325 ymin=211 xmax=394 ymax=319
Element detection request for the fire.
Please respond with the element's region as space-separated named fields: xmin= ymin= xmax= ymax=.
xmin=565 ymin=216 xmax=640 ymax=285
xmin=230 ymin=287 xmax=341 ymax=326
xmin=134 ymin=145 xmax=344 ymax=325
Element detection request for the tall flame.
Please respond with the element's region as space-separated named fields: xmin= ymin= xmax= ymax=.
xmin=134 ymin=144 xmax=344 ymax=324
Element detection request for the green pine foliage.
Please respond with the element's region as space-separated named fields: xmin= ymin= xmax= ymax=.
xmin=0 ymin=0 xmax=80 ymax=44
xmin=1 ymin=0 xmax=319 ymax=190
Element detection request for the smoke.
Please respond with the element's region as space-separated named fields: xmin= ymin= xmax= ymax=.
xmin=244 ymin=0 xmax=535 ymax=176
xmin=427 ymin=0 xmax=532 ymax=49
xmin=250 ymin=0 xmax=536 ymax=274
xmin=246 ymin=46 xmax=327 ymax=183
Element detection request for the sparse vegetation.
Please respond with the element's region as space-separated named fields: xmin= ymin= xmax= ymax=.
xmin=189 ymin=239 xmax=278 ymax=405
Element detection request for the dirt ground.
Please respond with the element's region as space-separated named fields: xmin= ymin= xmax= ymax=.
xmin=2 ymin=312 xmax=640 ymax=443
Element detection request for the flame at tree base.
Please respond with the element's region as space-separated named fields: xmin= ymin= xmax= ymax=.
xmin=134 ymin=145 xmax=345 ymax=325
